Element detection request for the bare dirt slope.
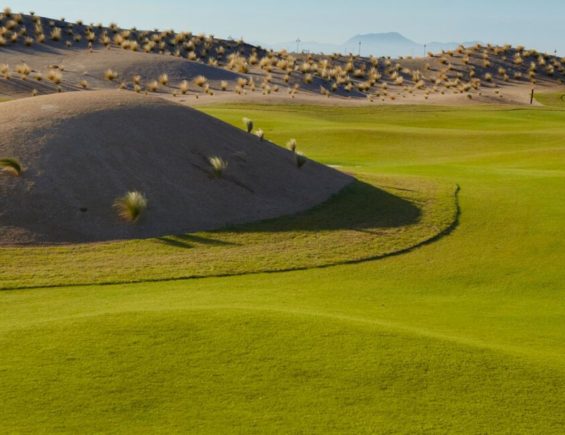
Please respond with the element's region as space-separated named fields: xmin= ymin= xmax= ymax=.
xmin=0 ymin=90 xmax=353 ymax=245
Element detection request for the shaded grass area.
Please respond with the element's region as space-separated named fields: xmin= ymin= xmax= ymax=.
xmin=0 ymin=176 xmax=457 ymax=290
xmin=535 ymin=89 xmax=565 ymax=107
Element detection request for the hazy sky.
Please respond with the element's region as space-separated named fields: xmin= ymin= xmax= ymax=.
xmin=6 ymin=0 xmax=565 ymax=54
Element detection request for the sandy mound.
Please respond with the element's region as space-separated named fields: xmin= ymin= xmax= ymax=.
xmin=0 ymin=90 xmax=353 ymax=245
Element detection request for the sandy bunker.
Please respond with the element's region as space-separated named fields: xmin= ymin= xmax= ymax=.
xmin=0 ymin=90 xmax=353 ymax=244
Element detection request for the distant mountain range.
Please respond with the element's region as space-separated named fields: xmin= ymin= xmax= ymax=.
xmin=259 ymin=32 xmax=480 ymax=57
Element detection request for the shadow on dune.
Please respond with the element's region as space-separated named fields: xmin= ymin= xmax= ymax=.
xmin=213 ymin=181 xmax=422 ymax=234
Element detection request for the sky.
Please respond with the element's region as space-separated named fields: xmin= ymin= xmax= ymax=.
xmin=6 ymin=0 xmax=565 ymax=54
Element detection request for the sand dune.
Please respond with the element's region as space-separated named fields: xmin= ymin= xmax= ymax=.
xmin=0 ymin=90 xmax=352 ymax=244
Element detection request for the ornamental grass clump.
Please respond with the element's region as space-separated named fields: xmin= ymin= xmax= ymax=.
xmin=287 ymin=138 xmax=297 ymax=152
xmin=113 ymin=191 xmax=147 ymax=223
xmin=208 ymin=156 xmax=228 ymax=178
xmin=158 ymin=73 xmax=169 ymax=86
xmin=179 ymin=80 xmax=189 ymax=94
xmin=104 ymin=69 xmax=118 ymax=81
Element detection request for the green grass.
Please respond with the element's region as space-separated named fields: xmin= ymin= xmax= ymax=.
xmin=535 ymin=89 xmax=565 ymax=107
xmin=0 ymin=176 xmax=457 ymax=289
xmin=1 ymin=103 xmax=564 ymax=433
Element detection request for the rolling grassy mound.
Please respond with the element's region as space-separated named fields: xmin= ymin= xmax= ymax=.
xmin=0 ymin=90 xmax=351 ymax=244
xmin=1 ymin=103 xmax=564 ymax=433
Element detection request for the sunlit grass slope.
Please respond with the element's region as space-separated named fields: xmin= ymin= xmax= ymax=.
xmin=0 ymin=176 xmax=458 ymax=289
xmin=1 ymin=103 xmax=564 ymax=433
xmin=535 ymin=89 xmax=565 ymax=107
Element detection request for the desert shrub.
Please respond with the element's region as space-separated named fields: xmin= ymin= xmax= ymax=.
xmin=16 ymin=63 xmax=31 ymax=79
xmin=104 ymin=69 xmax=118 ymax=81
xmin=147 ymin=80 xmax=159 ymax=92
xmin=194 ymin=75 xmax=208 ymax=87
xmin=158 ymin=73 xmax=169 ymax=86
xmin=1 ymin=64 xmax=10 ymax=79
xmin=0 ymin=158 xmax=23 ymax=176
xmin=113 ymin=191 xmax=147 ymax=223
xmin=47 ymin=69 xmax=62 ymax=84
xmin=50 ymin=27 xmax=62 ymax=41
xmin=208 ymin=156 xmax=228 ymax=178
xmin=179 ymin=80 xmax=189 ymax=94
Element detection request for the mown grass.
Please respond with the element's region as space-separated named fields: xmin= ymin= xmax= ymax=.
xmin=535 ymin=89 xmax=565 ymax=107
xmin=1 ymin=103 xmax=564 ymax=433
xmin=0 ymin=176 xmax=457 ymax=289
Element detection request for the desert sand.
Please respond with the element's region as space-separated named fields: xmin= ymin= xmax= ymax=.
xmin=0 ymin=90 xmax=352 ymax=244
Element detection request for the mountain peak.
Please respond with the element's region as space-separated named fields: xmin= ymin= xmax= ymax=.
xmin=346 ymin=32 xmax=416 ymax=45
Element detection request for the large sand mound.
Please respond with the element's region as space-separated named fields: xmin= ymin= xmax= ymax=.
xmin=0 ymin=90 xmax=353 ymax=244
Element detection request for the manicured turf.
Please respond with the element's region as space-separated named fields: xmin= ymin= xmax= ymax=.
xmin=535 ymin=89 xmax=565 ymax=107
xmin=1 ymin=103 xmax=564 ymax=433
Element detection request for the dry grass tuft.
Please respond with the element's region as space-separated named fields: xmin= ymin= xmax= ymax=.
xmin=104 ymin=69 xmax=119 ymax=81
xmin=158 ymin=73 xmax=169 ymax=86
xmin=243 ymin=117 xmax=254 ymax=133
xmin=147 ymin=80 xmax=159 ymax=92
xmin=194 ymin=75 xmax=208 ymax=88
xmin=47 ymin=69 xmax=62 ymax=84
xmin=179 ymin=80 xmax=189 ymax=94
xmin=287 ymin=138 xmax=297 ymax=152
xmin=16 ymin=64 xmax=31 ymax=79
xmin=113 ymin=191 xmax=147 ymax=223
xmin=208 ymin=156 xmax=228 ymax=178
